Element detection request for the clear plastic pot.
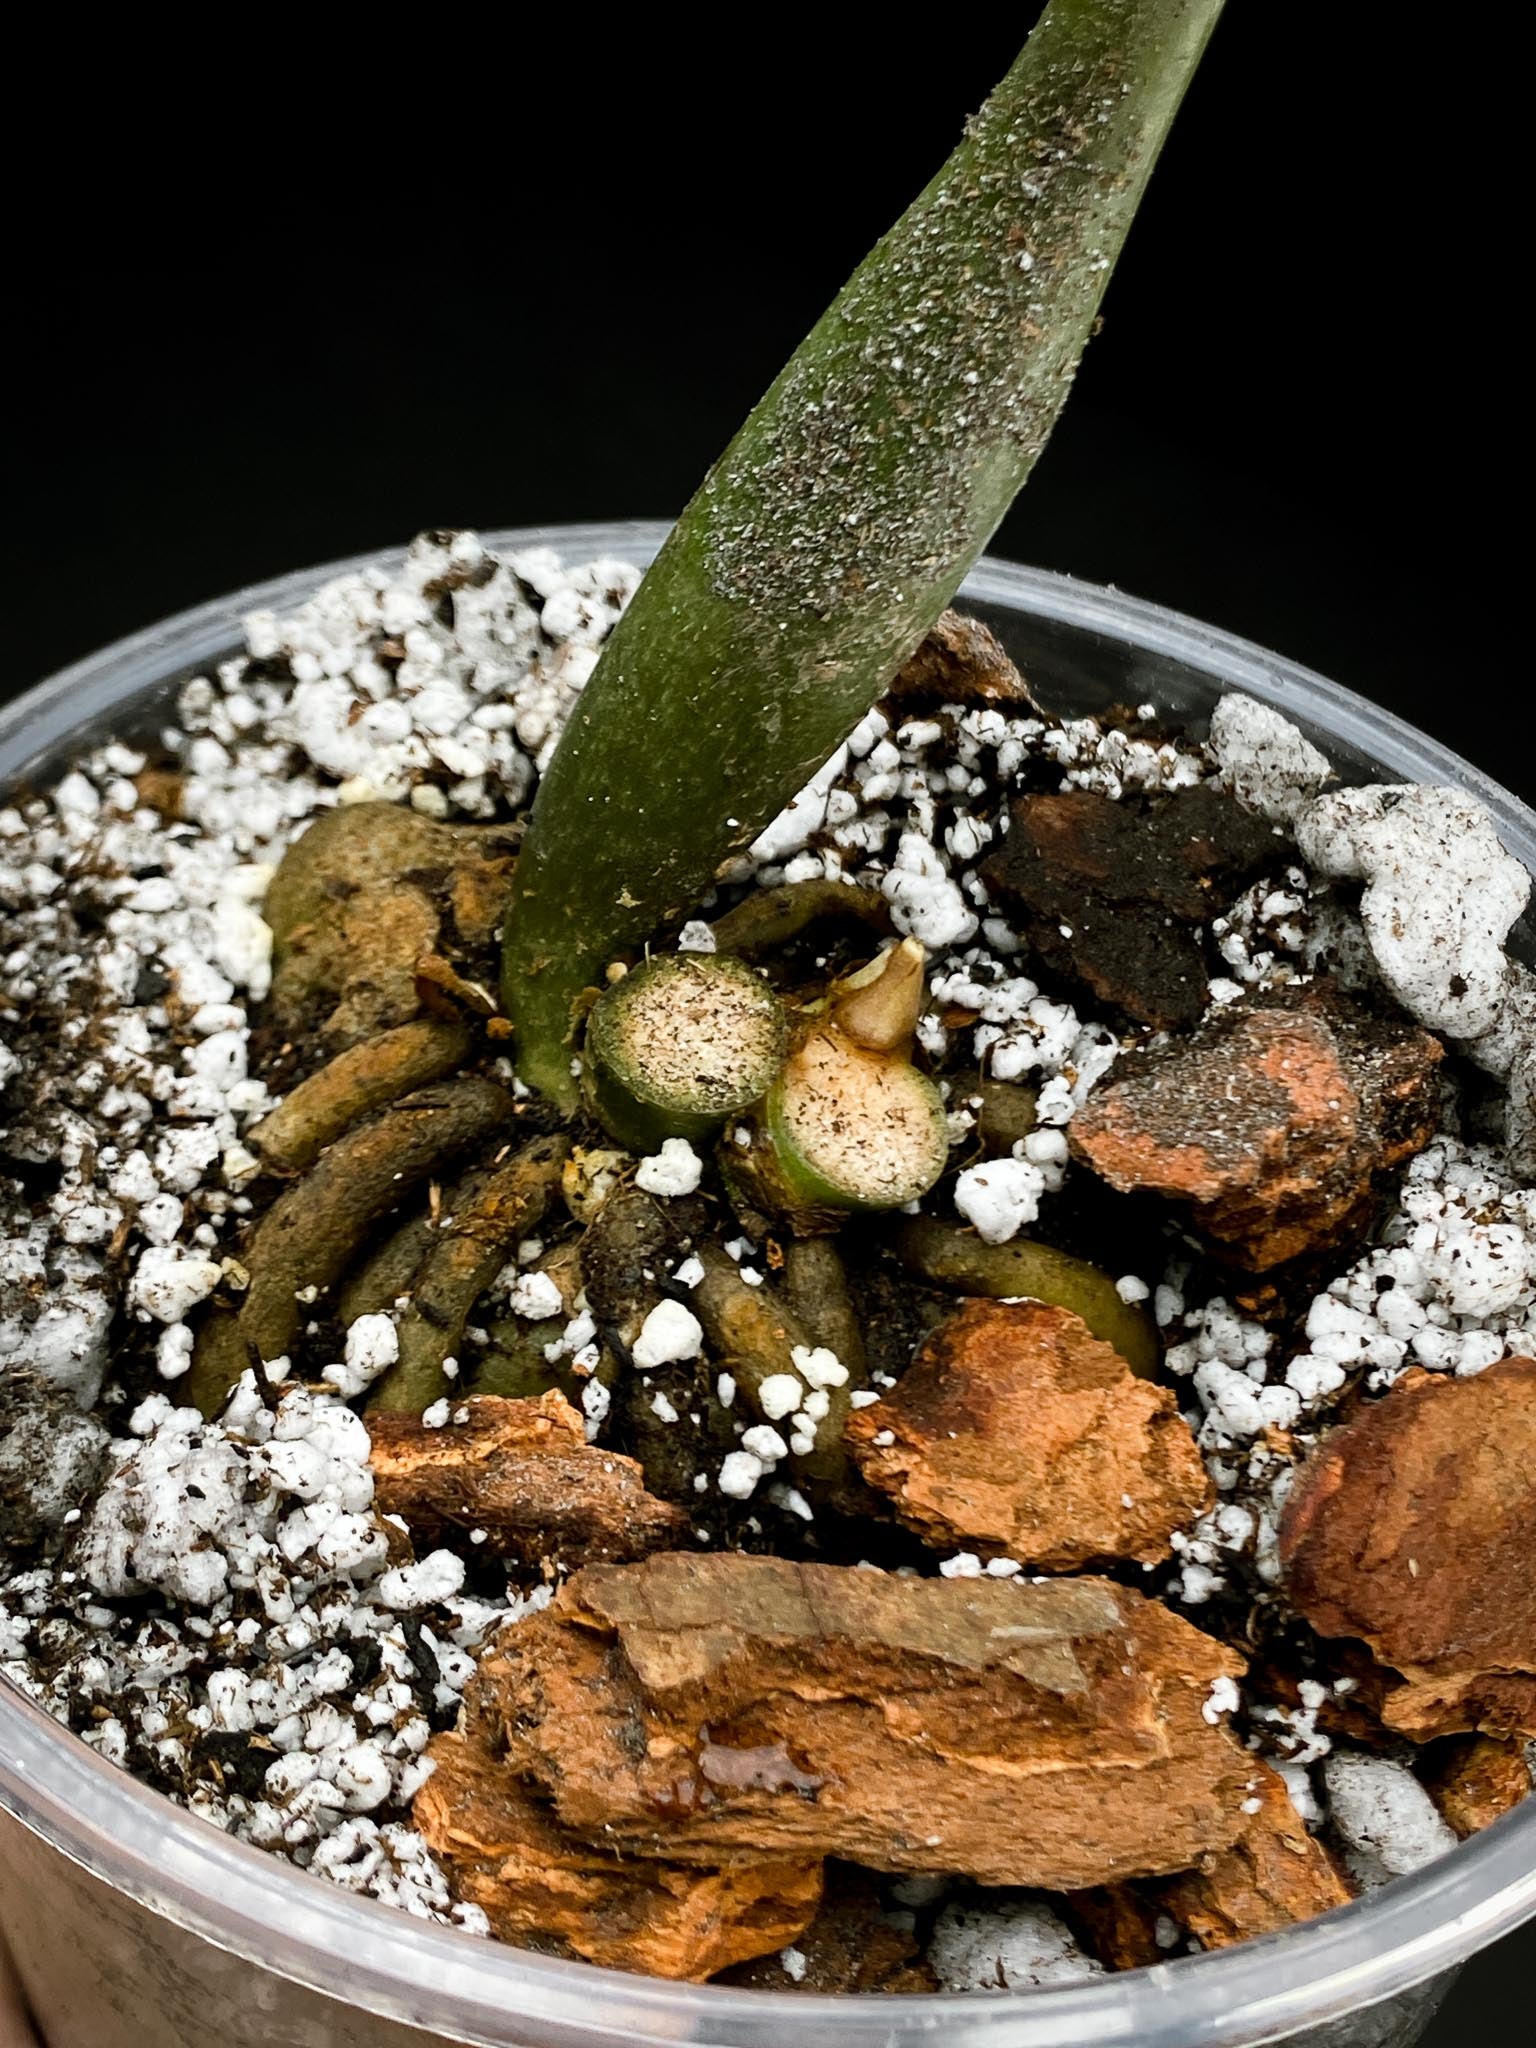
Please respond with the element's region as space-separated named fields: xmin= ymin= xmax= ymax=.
xmin=1 ymin=521 xmax=1532 ymax=2048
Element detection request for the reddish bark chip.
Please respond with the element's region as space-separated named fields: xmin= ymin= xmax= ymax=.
xmin=1154 ymin=1763 xmax=1352 ymax=1947
xmin=368 ymin=1391 xmax=691 ymax=1568
xmin=886 ymin=608 xmax=1039 ymax=710
xmin=476 ymin=1552 xmax=1254 ymax=1892
xmin=1063 ymin=1885 xmax=1166 ymax=1971
xmin=416 ymin=1710 xmax=821 ymax=1979
xmin=1420 ymin=1736 xmax=1533 ymax=1838
xmin=844 ymin=1299 xmax=1211 ymax=1568
xmin=1069 ymin=984 xmax=1442 ymax=1271
xmin=1279 ymin=1359 xmax=1536 ymax=1740
xmin=981 ymin=784 xmax=1281 ymax=1031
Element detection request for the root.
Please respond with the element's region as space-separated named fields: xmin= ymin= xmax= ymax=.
xmin=246 ymin=1018 xmax=474 ymax=1173
xmin=369 ymin=1133 xmax=572 ymax=1413
xmin=709 ymin=881 xmax=892 ymax=959
xmin=189 ymin=1077 xmax=515 ymax=1416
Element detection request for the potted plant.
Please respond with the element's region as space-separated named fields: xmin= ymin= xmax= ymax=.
xmin=2 ymin=4 xmax=1532 ymax=2045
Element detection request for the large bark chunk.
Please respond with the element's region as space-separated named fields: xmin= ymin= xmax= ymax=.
xmin=475 ymin=1553 xmax=1252 ymax=1891
xmin=1070 ymin=984 xmax=1442 ymax=1271
xmin=415 ymin=1705 xmax=821 ymax=1979
xmin=1279 ymin=1360 xmax=1536 ymax=1740
xmin=1154 ymin=1763 xmax=1351 ymax=1947
xmin=981 ymin=784 xmax=1280 ymax=1031
xmin=844 ymin=1299 xmax=1211 ymax=1568
xmin=369 ymin=1392 xmax=691 ymax=1568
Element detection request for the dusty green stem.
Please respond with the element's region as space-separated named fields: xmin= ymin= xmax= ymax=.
xmin=503 ymin=0 xmax=1223 ymax=1104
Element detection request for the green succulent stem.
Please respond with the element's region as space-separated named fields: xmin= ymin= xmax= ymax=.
xmin=504 ymin=0 xmax=1223 ymax=1105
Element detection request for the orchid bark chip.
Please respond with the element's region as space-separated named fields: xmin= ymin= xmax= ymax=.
xmin=470 ymin=1552 xmax=1254 ymax=1895
xmin=845 ymin=1299 xmax=1211 ymax=1569
xmin=367 ymin=1392 xmax=690 ymax=1566
xmin=1279 ymin=1357 xmax=1536 ymax=1740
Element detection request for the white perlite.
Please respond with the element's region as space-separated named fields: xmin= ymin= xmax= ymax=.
xmin=1283 ymin=1140 xmax=1536 ymax=1391
xmin=927 ymin=1897 xmax=1103 ymax=1993
xmin=631 ymin=1299 xmax=704 ymax=1370
xmin=1322 ymin=1753 xmax=1458 ymax=1886
xmin=1208 ymin=692 xmax=1332 ymax=824
xmin=0 ymin=1377 xmax=552 ymax=1930
xmin=717 ymin=1450 xmax=765 ymax=1500
xmin=1296 ymin=776 xmax=1536 ymax=1170
xmin=324 ymin=1313 xmax=400 ymax=1399
xmin=506 ymin=1270 xmax=565 ymax=1322
xmin=247 ymin=534 xmax=640 ymax=801
xmin=128 ymin=1245 xmax=224 ymax=1325
xmin=953 ymin=1156 xmax=1049 ymax=1244
xmin=634 ymin=1137 xmax=704 ymax=1198
xmin=1298 ymin=783 xmax=1529 ymax=1044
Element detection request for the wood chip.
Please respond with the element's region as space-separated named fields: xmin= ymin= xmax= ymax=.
xmin=845 ymin=1299 xmax=1211 ymax=1567
xmin=1062 ymin=1885 xmax=1165 ymax=1971
xmin=1154 ymin=1763 xmax=1351 ymax=1948
xmin=1420 ymin=1736 xmax=1534 ymax=1838
xmin=1070 ymin=984 xmax=1442 ymax=1272
xmin=1279 ymin=1359 xmax=1536 ymax=1739
xmin=475 ymin=1553 xmax=1253 ymax=1891
xmin=886 ymin=608 xmax=1039 ymax=710
xmin=368 ymin=1392 xmax=691 ymax=1567
xmin=416 ymin=1699 xmax=821 ymax=1979
xmin=981 ymin=784 xmax=1279 ymax=1031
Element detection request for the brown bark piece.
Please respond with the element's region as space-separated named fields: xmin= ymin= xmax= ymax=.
xmin=981 ymin=784 xmax=1281 ymax=1031
xmin=1420 ymin=1736 xmax=1533 ymax=1838
xmin=474 ymin=1553 xmax=1252 ymax=1891
xmin=1063 ymin=1885 xmax=1166 ymax=1971
xmin=369 ymin=1392 xmax=691 ymax=1567
xmin=415 ymin=1708 xmax=821 ymax=1979
xmin=844 ymin=1299 xmax=1211 ymax=1568
xmin=1155 ymin=1763 xmax=1351 ymax=1948
xmin=886 ymin=608 xmax=1039 ymax=710
xmin=719 ymin=1863 xmax=937 ymax=1993
xmin=1279 ymin=1360 xmax=1536 ymax=1740
xmin=133 ymin=765 xmax=184 ymax=821
xmin=1070 ymin=984 xmax=1442 ymax=1271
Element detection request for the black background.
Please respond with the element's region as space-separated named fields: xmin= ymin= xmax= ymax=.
xmin=5 ymin=4 xmax=1527 ymax=2035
